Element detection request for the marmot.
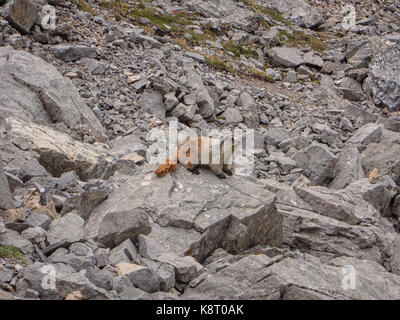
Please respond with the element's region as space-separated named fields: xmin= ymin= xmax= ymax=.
xmin=154 ymin=136 xmax=234 ymax=179
xmin=368 ymin=168 xmax=379 ymax=184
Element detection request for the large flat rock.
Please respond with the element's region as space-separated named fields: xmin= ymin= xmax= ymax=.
xmin=0 ymin=46 xmax=106 ymax=142
xmin=85 ymin=167 xmax=281 ymax=262
xmin=184 ymin=253 xmax=400 ymax=299
xmin=4 ymin=118 xmax=117 ymax=181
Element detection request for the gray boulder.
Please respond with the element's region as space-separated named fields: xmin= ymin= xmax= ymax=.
xmin=138 ymin=90 xmax=166 ymax=119
xmin=96 ymin=209 xmax=151 ymax=248
xmin=115 ymin=262 xmax=160 ymax=293
xmin=304 ymin=51 xmax=324 ymax=68
xmin=346 ymin=39 xmax=372 ymax=69
xmin=0 ymin=0 xmax=42 ymax=33
xmin=48 ymin=247 xmax=95 ymax=271
xmin=16 ymin=262 xmax=111 ymax=299
xmin=338 ymin=77 xmax=364 ymax=101
xmin=0 ymin=229 xmax=34 ymax=254
xmin=347 ymin=123 xmax=382 ymax=151
xmin=293 ymin=143 xmax=338 ymax=185
xmin=184 ymin=253 xmax=400 ymax=299
xmin=361 ymin=141 xmax=400 ymax=184
xmin=157 ymin=253 xmax=203 ymax=283
xmin=119 ymin=287 xmax=153 ymax=300
xmin=367 ymin=42 xmax=400 ymax=111
xmin=185 ymin=67 xmax=215 ymax=118
xmin=330 ymin=146 xmax=364 ymax=190
xmin=0 ymin=46 xmax=106 ymax=141
xmin=294 ymin=185 xmax=378 ymax=225
xmin=265 ymin=0 xmax=323 ymax=29
xmin=85 ymin=167 xmax=281 ymax=263
xmin=269 ymin=47 xmax=304 ymax=68
xmin=47 ymin=211 xmax=84 ymax=245
xmin=108 ymin=238 xmax=142 ymax=266
xmin=50 ymin=45 xmax=97 ymax=62
xmin=0 ymin=154 xmax=14 ymax=210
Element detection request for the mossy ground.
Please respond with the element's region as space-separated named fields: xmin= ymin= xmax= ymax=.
xmin=204 ymin=55 xmax=235 ymax=74
xmin=222 ymin=40 xmax=258 ymax=60
xmin=0 ymin=245 xmax=27 ymax=265
xmin=279 ymin=29 xmax=327 ymax=53
xmin=74 ymin=0 xmax=97 ymax=15
xmin=241 ymin=0 xmax=289 ymax=25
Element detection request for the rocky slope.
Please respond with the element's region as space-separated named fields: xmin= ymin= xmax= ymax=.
xmin=1 ymin=0 xmax=400 ymax=300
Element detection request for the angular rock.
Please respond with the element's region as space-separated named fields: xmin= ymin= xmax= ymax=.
xmin=294 ymin=185 xmax=378 ymax=225
xmin=347 ymin=123 xmax=382 ymax=151
xmin=346 ymin=39 xmax=372 ymax=69
xmin=108 ymin=238 xmax=142 ymax=266
xmin=184 ymin=254 xmax=400 ymax=299
xmin=50 ymin=45 xmax=97 ymax=62
xmin=367 ymin=42 xmax=400 ymax=111
xmin=138 ymin=90 xmax=166 ymax=119
xmin=47 ymin=211 xmax=84 ymax=245
xmin=85 ymin=167 xmax=281 ymax=263
xmin=264 ymin=0 xmax=323 ymax=29
xmin=185 ymin=67 xmax=215 ymax=118
xmin=0 ymin=0 xmax=42 ymax=33
xmin=119 ymin=287 xmax=153 ymax=300
xmin=330 ymin=146 xmax=364 ymax=190
xmin=265 ymin=127 xmax=290 ymax=146
xmin=343 ymin=177 xmax=397 ymax=215
xmin=96 ymin=209 xmax=151 ymax=248
xmin=0 ymin=153 xmax=14 ymax=210
xmin=0 ymin=46 xmax=106 ymax=141
xmin=5 ymin=118 xmax=117 ymax=181
xmin=304 ymin=51 xmax=323 ymax=68
xmin=312 ymin=123 xmax=338 ymax=145
xmin=157 ymin=253 xmax=203 ymax=283
xmin=48 ymin=247 xmax=95 ymax=271
xmin=220 ymin=108 xmax=243 ymax=125
xmin=143 ymin=259 xmax=175 ymax=292
xmin=269 ymin=47 xmax=304 ymax=68
xmin=338 ymin=77 xmax=364 ymax=101
xmin=361 ymin=141 xmax=400 ymax=184
xmin=115 ymin=262 xmax=160 ymax=293
xmin=16 ymin=262 xmax=111 ymax=299
xmin=0 ymin=229 xmax=33 ymax=254
xmin=293 ymin=143 xmax=338 ymax=185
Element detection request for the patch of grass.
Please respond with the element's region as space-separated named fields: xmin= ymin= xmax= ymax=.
xmin=173 ymin=38 xmax=189 ymax=50
xmin=222 ymin=40 xmax=258 ymax=59
xmin=279 ymin=29 xmax=326 ymax=53
xmin=244 ymin=67 xmax=274 ymax=82
xmin=101 ymin=1 xmax=196 ymax=31
xmin=0 ymin=246 xmax=27 ymax=265
xmin=241 ymin=0 xmax=289 ymax=25
xmin=74 ymin=0 xmax=96 ymax=15
xmin=204 ymin=55 xmax=235 ymax=74
xmin=101 ymin=1 xmax=216 ymax=46
xmin=335 ymin=31 xmax=346 ymax=38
